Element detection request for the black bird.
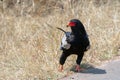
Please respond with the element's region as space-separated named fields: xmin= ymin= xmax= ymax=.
xmin=59 ymin=19 xmax=90 ymax=72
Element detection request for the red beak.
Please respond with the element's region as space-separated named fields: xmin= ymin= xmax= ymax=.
xmin=67 ymin=22 xmax=76 ymax=27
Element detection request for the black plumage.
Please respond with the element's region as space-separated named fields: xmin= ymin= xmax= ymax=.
xmin=59 ymin=19 xmax=90 ymax=66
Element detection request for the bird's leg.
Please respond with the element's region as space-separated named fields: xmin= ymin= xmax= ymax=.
xmin=75 ymin=64 xmax=85 ymax=72
xmin=75 ymin=64 xmax=81 ymax=72
xmin=58 ymin=64 xmax=63 ymax=72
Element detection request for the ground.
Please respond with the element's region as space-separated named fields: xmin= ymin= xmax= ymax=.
xmin=59 ymin=56 xmax=120 ymax=80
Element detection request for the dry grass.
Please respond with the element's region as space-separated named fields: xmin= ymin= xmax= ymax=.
xmin=0 ymin=0 xmax=120 ymax=80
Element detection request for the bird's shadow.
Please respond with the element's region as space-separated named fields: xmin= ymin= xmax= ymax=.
xmin=70 ymin=63 xmax=106 ymax=74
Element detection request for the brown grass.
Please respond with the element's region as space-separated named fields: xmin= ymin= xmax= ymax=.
xmin=0 ymin=0 xmax=120 ymax=80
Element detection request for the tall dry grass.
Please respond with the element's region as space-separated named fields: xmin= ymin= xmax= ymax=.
xmin=0 ymin=0 xmax=120 ymax=80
